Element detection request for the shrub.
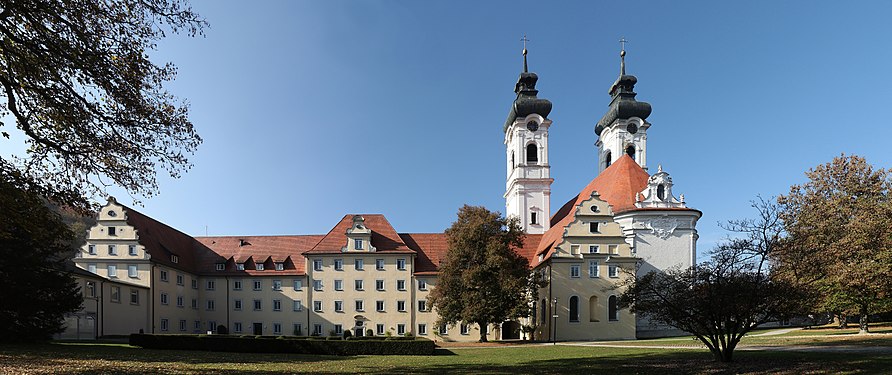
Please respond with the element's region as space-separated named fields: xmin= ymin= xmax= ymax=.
xmin=129 ymin=334 xmax=435 ymax=355
xmin=366 ymin=329 xmax=374 ymax=337
xmin=343 ymin=330 xmax=352 ymax=339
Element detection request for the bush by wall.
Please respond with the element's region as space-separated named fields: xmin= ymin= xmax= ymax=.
xmin=129 ymin=334 xmax=435 ymax=355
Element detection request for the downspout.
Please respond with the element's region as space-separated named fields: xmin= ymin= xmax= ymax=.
xmin=151 ymin=263 xmax=155 ymax=333
xmin=99 ymin=279 xmax=104 ymax=339
xmin=226 ymin=277 xmax=230 ymax=332
xmin=548 ymin=260 xmax=553 ymax=341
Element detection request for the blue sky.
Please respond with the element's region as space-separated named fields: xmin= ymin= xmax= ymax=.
xmin=5 ymin=1 xmax=892 ymax=254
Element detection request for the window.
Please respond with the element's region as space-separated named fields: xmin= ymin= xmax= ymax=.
xmin=293 ymin=279 xmax=303 ymax=291
xmin=355 ymin=238 xmax=363 ymax=250
xmin=570 ymin=264 xmax=580 ymax=278
xmin=589 ymin=296 xmax=600 ymax=322
xmin=397 ymin=300 xmax=406 ymax=312
xmin=191 ymin=279 xmax=198 ymax=289
xmin=530 ymin=212 xmax=538 ymax=225
xmin=313 ymin=259 xmax=323 ymax=271
xmin=275 ymin=262 xmax=284 ymax=271
xmin=176 ymin=274 xmax=183 ymax=285
xmin=206 ymin=299 xmax=215 ymax=311
xmin=418 ymin=279 xmax=427 ymax=291
xmin=110 ymin=286 xmax=120 ymax=302
xmin=609 ymin=245 xmax=619 ymax=255
xmin=376 ymin=300 xmax=385 ymax=312
xmin=157 ymin=293 xmax=169 ymax=305
xmin=608 ymin=295 xmax=619 ymax=321
xmin=107 ymin=265 xmax=117 ymax=278
xmin=253 ymin=299 xmax=262 ymax=311
xmin=417 ymin=300 xmax=427 ymax=312
xmin=214 ymin=263 xmax=224 ymax=271
xmin=439 ymin=324 xmax=448 ymax=335
xmin=236 ymin=263 xmax=245 ymax=271
xmin=255 ymin=262 xmax=264 ymax=271
xmin=589 ymin=245 xmax=599 ymax=254
xmin=526 ymin=143 xmax=538 ymax=163
xmin=234 ymin=322 xmax=243 ymax=333
xmin=354 ymin=280 xmax=364 ymax=291
xmin=179 ymin=319 xmax=187 ymax=332
xmin=657 ymin=184 xmax=666 ymax=200
xmin=273 ymin=299 xmax=282 ymax=311
xmin=233 ymin=280 xmax=243 ymax=290
xmin=160 ymin=270 xmax=168 ymax=281
xmin=589 ymin=260 xmax=600 ymax=278
xmin=128 ymin=265 xmax=138 ymax=278
xmin=293 ymin=300 xmax=303 ymax=312
xmin=334 ymin=324 xmax=343 ymax=335
xmin=253 ymin=280 xmax=262 ymax=291
xmin=293 ymin=323 xmax=302 ymax=336
xmin=355 ymin=300 xmax=364 ymax=312
xmin=272 ymin=280 xmax=282 ymax=291
xmin=175 ymin=295 xmax=184 ymax=307
xmin=625 ymin=145 xmax=635 ymax=159
xmin=234 ymin=299 xmax=242 ymax=310
xmin=334 ymin=300 xmax=343 ymax=312
xmin=418 ymin=324 xmax=427 ymax=335
xmin=206 ymin=280 xmax=215 ymax=290
xmin=460 ymin=324 xmax=469 ymax=335
xmin=85 ymin=281 xmax=96 ymax=297
xmin=160 ymin=318 xmax=168 ymax=331
xmin=88 ymin=245 xmax=96 ymax=255
xmin=397 ymin=259 xmax=406 ymax=270
xmin=397 ymin=280 xmax=406 ymax=291
xmin=375 ymin=259 xmax=385 ymax=270
xmin=313 ymin=324 xmax=323 ymax=336
xmin=273 ymin=323 xmax=282 ymax=335
xmin=569 ymin=296 xmax=579 ymax=322
xmin=354 ymin=259 xmax=364 ymax=270
xmin=130 ymin=289 xmax=139 ymax=305
xmin=376 ymin=324 xmax=385 ymax=335
xmin=194 ymin=320 xmax=201 ymax=330
xmin=570 ymin=245 xmax=580 ymax=255
xmin=129 ymin=245 xmax=137 ymax=256
xmin=208 ymin=321 xmax=216 ymax=332
xmin=108 ymin=226 xmax=116 ymax=236
xmin=171 ymin=255 xmax=178 ymax=263
xmin=334 ymin=279 xmax=343 ymax=291
xmin=313 ymin=280 xmax=323 ymax=291
xmin=375 ymin=279 xmax=385 ymax=291
xmin=313 ymin=301 xmax=322 ymax=312
xmin=608 ymin=265 xmax=618 ymax=278
xmin=191 ymin=298 xmax=198 ymax=309
xmin=590 ymin=222 xmax=599 ymax=233
xmin=604 ymin=151 xmax=612 ymax=168
xmin=88 ymin=263 xmax=97 ymax=273
xmin=397 ymin=324 xmax=406 ymax=336
xmin=591 ymin=205 xmax=600 ymax=213
xmin=334 ymin=259 xmax=343 ymax=271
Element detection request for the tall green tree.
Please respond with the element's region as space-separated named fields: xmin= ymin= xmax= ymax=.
xmin=0 ymin=172 xmax=83 ymax=342
xmin=428 ymin=205 xmax=534 ymax=342
xmin=0 ymin=0 xmax=206 ymax=210
xmin=776 ymin=154 xmax=892 ymax=333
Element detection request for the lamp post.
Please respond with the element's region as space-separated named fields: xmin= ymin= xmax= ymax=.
xmin=552 ymin=297 xmax=558 ymax=345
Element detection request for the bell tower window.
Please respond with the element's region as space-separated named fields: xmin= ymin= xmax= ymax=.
xmin=530 ymin=212 xmax=538 ymax=225
xmin=625 ymin=145 xmax=635 ymax=160
xmin=526 ymin=144 xmax=538 ymax=164
xmin=657 ymin=184 xmax=665 ymax=201
xmin=604 ymin=151 xmax=612 ymax=168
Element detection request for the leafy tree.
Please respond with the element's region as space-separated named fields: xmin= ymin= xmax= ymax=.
xmin=428 ymin=205 xmax=535 ymax=342
xmin=0 ymin=172 xmax=83 ymax=342
xmin=775 ymin=154 xmax=892 ymax=333
xmin=0 ymin=0 xmax=206 ymax=210
xmin=619 ymin=201 xmax=805 ymax=362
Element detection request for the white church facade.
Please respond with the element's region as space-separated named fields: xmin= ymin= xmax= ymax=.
xmin=67 ymin=46 xmax=700 ymax=342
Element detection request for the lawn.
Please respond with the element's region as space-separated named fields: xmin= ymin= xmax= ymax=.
xmin=1 ymin=340 xmax=891 ymax=374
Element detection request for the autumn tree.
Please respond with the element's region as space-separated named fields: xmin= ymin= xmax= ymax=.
xmin=428 ymin=205 xmax=536 ymax=342
xmin=619 ymin=200 xmax=805 ymax=362
xmin=0 ymin=0 xmax=206 ymax=210
xmin=775 ymin=154 xmax=892 ymax=333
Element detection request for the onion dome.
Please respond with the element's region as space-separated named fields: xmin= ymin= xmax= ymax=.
xmin=504 ymin=46 xmax=552 ymax=132
xmin=595 ymin=49 xmax=652 ymax=136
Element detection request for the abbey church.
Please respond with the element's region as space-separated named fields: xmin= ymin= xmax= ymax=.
xmin=65 ymin=46 xmax=700 ymax=342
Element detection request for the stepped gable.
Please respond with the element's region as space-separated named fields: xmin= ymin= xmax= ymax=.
xmin=534 ymin=155 xmax=649 ymax=267
xmin=305 ymin=214 xmax=415 ymax=254
xmin=121 ymin=204 xmax=202 ymax=272
xmin=194 ymin=235 xmax=323 ymax=275
xmin=401 ymin=233 xmax=543 ymax=275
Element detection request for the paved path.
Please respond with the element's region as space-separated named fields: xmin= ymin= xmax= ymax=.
xmin=750 ymin=328 xmax=799 ymax=337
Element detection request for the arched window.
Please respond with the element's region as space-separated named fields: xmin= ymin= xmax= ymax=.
xmin=608 ymin=295 xmax=618 ymax=321
xmin=657 ymin=184 xmax=665 ymax=201
xmin=625 ymin=145 xmax=635 ymax=160
xmin=526 ymin=144 xmax=538 ymax=164
xmin=540 ymin=299 xmax=547 ymax=323
xmin=604 ymin=151 xmax=612 ymax=168
xmin=589 ymin=296 xmax=599 ymax=322
xmin=511 ymin=152 xmax=515 ymax=169
xmin=569 ymin=296 xmax=579 ymax=322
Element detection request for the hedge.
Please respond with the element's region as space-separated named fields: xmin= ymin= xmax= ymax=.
xmin=129 ymin=334 xmax=435 ymax=355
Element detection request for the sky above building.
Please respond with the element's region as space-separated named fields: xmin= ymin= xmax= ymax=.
xmin=3 ymin=1 xmax=892 ymax=255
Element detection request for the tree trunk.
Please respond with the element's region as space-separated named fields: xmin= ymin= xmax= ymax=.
xmin=859 ymin=307 xmax=870 ymax=334
xmin=478 ymin=322 xmax=488 ymax=342
xmin=834 ymin=313 xmax=848 ymax=328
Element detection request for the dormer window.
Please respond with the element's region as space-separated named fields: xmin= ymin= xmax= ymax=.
xmin=255 ymin=263 xmax=264 ymax=271
xmin=355 ymin=239 xmax=363 ymax=250
xmin=657 ymin=184 xmax=666 ymax=201
xmin=170 ymin=255 xmax=178 ymax=263
xmin=215 ymin=263 xmax=225 ymax=271
xmin=236 ymin=263 xmax=245 ymax=270
xmin=275 ymin=262 xmax=284 ymax=271
xmin=526 ymin=143 xmax=538 ymax=164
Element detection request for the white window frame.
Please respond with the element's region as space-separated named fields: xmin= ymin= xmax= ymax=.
xmin=375 ymin=258 xmax=385 ymax=270
xmin=397 ymin=258 xmax=406 ymax=270
xmin=608 ymin=265 xmax=619 ymax=278
xmin=128 ymin=265 xmax=138 ymax=278
xmin=589 ymin=245 xmax=599 ymax=254
xmin=570 ymin=264 xmax=581 ymax=278
xmin=589 ymin=260 xmax=600 ymax=278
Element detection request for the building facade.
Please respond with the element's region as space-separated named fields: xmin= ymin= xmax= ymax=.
xmin=67 ymin=47 xmax=699 ymax=342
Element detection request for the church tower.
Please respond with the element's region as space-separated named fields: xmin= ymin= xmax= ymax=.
xmin=595 ymin=44 xmax=652 ymax=174
xmin=504 ymin=41 xmax=553 ymax=234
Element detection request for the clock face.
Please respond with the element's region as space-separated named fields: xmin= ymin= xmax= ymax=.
xmin=626 ymin=123 xmax=638 ymax=134
xmin=527 ymin=120 xmax=539 ymax=132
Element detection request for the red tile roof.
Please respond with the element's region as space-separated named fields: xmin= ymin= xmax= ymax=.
xmin=121 ymin=204 xmax=202 ymax=273
xmin=305 ymin=214 xmax=415 ymax=254
xmin=194 ymin=235 xmax=323 ymax=275
xmin=400 ymin=232 xmax=543 ymax=275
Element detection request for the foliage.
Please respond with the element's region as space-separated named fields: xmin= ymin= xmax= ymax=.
xmin=0 ymin=173 xmax=83 ymax=342
xmin=619 ymin=200 xmax=805 ymax=362
xmin=0 ymin=0 xmax=206 ymax=210
xmin=428 ymin=205 xmax=536 ymax=342
xmin=128 ymin=334 xmax=436 ymax=355
xmin=775 ymin=154 xmax=892 ymax=334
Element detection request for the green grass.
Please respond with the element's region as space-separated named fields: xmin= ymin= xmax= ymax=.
xmin=1 ymin=341 xmax=891 ymax=374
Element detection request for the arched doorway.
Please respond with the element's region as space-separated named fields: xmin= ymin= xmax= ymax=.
xmin=501 ymin=321 xmax=521 ymax=340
